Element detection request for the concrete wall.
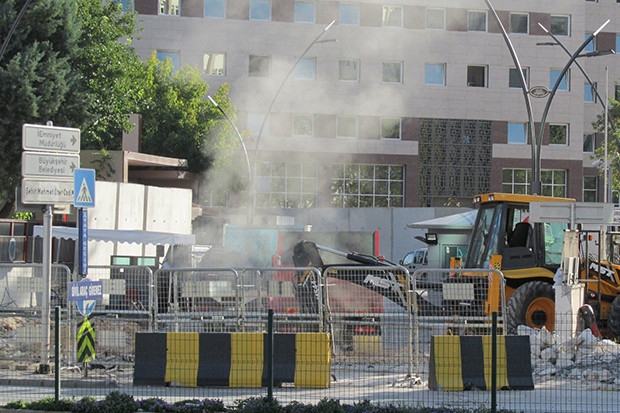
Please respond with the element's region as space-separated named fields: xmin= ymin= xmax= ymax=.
xmin=87 ymin=182 xmax=193 ymax=265
xmin=224 ymin=207 xmax=472 ymax=264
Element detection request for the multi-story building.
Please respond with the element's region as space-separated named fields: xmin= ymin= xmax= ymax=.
xmin=127 ymin=0 xmax=620 ymax=209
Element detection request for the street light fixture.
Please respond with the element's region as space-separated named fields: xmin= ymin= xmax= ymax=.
xmin=250 ymin=20 xmax=336 ymax=224
xmin=485 ymin=0 xmax=611 ymax=195
xmin=207 ymin=95 xmax=253 ymax=225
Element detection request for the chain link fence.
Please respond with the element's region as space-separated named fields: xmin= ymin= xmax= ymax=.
xmin=0 ymin=263 xmax=618 ymax=412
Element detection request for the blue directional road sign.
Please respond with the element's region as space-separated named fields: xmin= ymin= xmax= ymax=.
xmin=74 ymin=168 xmax=96 ymax=208
xmin=70 ymin=278 xmax=103 ymax=317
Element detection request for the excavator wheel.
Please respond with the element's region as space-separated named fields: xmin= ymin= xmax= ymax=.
xmin=607 ymin=296 xmax=620 ymax=339
xmin=505 ymin=281 xmax=555 ymax=335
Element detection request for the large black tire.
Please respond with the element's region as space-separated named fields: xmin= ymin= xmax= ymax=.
xmin=607 ymin=296 xmax=620 ymax=339
xmin=505 ymin=281 xmax=555 ymax=335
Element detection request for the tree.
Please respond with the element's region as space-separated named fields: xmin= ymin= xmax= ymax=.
xmin=0 ymin=0 xmax=88 ymax=215
xmin=592 ymin=99 xmax=620 ymax=200
xmin=138 ymin=54 xmax=237 ymax=173
xmin=0 ymin=0 xmax=240 ymax=216
xmin=73 ymin=0 xmax=145 ymax=151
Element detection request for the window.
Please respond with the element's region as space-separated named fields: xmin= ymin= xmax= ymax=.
xmin=583 ymin=176 xmax=598 ymax=202
xmin=381 ymin=118 xmax=401 ymax=139
xmin=156 ymin=50 xmax=179 ymax=72
xmin=382 ymin=61 xmax=403 ymax=83
xmin=508 ymin=123 xmax=527 ymax=144
xmin=583 ymin=133 xmax=595 ymax=153
xmin=509 ymin=12 xmax=528 ymax=34
xmin=337 ymin=116 xmax=358 ymax=138
xmin=425 ymin=63 xmax=445 ymax=86
xmin=584 ymin=82 xmax=596 ymax=103
xmin=467 ymin=65 xmax=487 ymax=87
xmin=204 ymin=0 xmax=225 ymax=18
xmin=160 ymin=0 xmax=179 ymax=15
xmin=585 ymin=33 xmax=595 ymax=53
xmin=293 ymin=57 xmax=315 ymax=79
xmin=550 ymin=15 xmax=569 ymax=36
xmin=249 ymin=55 xmax=270 ymax=77
xmin=616 ymin=35 xmax=620 ymax=55
xmin=247 ymin=113 xmax=267 ymax=138
xmin=331 ymin=164 xmax=404 ymax=207
xmin=509 ymin=67 xmax=528 ymax=88
xmin=468 ymin=10 xmax=487 ymax=32
xmin=549 ymin=124 xmax=568 ymax=145
xmin=550 ymin=69 xmax=569 ymax=91
xmin=616 ymin=84 xmax=620 ymax=101
xmin=339 ymin=4 xmax=360 ymax=26
xmin=256 ymin=162 xmax=317 ymax=208
xmin=203 ymin=53 xmax=225 ymax=76
xmin=383 ymin=6 xmax=402 ymax=27
xmin=541 ymin=170 xmax=567 ymax=197
xmin=338 ymin=59 xmax=359 ymax=82
xmin=502 ymin=168 xmax=567 ymax=197
xmin=112 ymin=0 xmax=134 ymax=13
xmin=502 ymin=169 xmax=530 ymax=194
xmin=250 ymin=0 xmax=271 ymax=21
xmin=293 ymin=114 xmax=313 ymax=136
xmin=294 ymin=1 xmax=315 ymax=23
xmin=426 ymin=8 xmax=445 ymax=30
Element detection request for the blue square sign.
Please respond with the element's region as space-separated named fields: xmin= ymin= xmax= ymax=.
xmin=74 ymin=168 xmax=96 ymax=208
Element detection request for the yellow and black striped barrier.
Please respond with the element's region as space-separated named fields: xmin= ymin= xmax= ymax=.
xmin=134 ymin=332 xmax=330 ymax=388
xmin=428 ymin=335 xmax=534 ymax=391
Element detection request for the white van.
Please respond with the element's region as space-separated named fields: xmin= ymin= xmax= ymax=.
xmin=399 ymin=248 xmax=428 ymax=272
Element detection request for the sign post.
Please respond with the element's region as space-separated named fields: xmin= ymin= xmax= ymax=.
xmin=21 ymin=122 xmax=81 ymax=373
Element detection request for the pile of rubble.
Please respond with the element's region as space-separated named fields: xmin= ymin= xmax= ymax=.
xmin=518 ymin=325 xmax=620 ymax=388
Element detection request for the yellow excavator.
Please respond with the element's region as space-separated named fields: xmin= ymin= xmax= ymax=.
xmin=463 ymin=192 xmax=620 ymax=337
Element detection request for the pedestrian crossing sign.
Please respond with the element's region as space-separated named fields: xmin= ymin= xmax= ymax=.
xmin=74 ymin=168 xmax=96 ymax=208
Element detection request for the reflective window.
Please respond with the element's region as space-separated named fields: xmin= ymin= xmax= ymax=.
xmin=160 ymin=0 xmax=179 ymax=15
xmin=425 ymin=63 xmax=445 ymax=86
xmin=339 ymin=59 xmax=359 ymax=82
xmin=468 ymin=10 xmax=487 ymax=32
xmin=508 ymin=123 xmax=527 ymax=144
xmin=203 ymin=53 xmax=225 ymax=76
xmin=294 ymin=1 xmax=315 ymax=23
xmin=383 ymin=61 xmax=403 ymax=83
xmin=331 ymin=164 xmax=404 ymax=207
xmin=204 ymin=0 xmax=225 ymax=18
xmin=249 ymin=55 xmax=270 ymax=77
xmin=250 ymin=0 xmax=271 ymax=21
xmin=293 ymin=57 xmax=316 ymax=79
xmin=381 ymin=118 xmax=401 ymax=140
xmin=339 ymin=4 xmax=360 ymax=26
xmin=550 ymin=15 xmax=570 ymax=36
xmin=509 ymin=12 xmax=528 ymax=34
xmin=550 ymin=69 xmax=569 ymax=91
xmin=383 ymin=6 xmax=402 ymax=27
xmin=156 ymin=50 xmax=179 ymax=72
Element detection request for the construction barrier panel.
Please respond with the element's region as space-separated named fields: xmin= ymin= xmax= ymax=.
xmin=428 ymin=335 xmax=534 ymax=391
xmin=134 ymin=332 xmax=330 ymax=388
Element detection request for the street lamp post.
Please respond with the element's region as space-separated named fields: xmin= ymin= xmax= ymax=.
xmin=485 ymin=0 xmax=611 ymax=196
xmin=250 ymin=20 xmax=336 ymax=223
xmin=207 ymin=95 xmax=253 ymax=225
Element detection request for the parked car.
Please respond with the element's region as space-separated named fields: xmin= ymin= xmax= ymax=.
xmin=399 ymin=248 xmax=428 ymax=273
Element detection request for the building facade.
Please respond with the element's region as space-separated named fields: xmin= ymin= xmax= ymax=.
xmin=127 ymin=0 xmax=620 ymax=209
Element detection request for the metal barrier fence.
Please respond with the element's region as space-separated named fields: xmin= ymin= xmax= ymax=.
xmin=0 ymin=264 xmax=619 ymax=412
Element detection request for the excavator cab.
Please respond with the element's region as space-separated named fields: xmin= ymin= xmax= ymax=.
xmin=464 ymin=193 xmax=574 ymax=334
xmin=466 ymin=193 xmax=570 ymax=275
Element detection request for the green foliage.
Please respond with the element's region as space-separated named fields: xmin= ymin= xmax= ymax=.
xmin=0 ymin=0 xmax=87 ymax=215
xmin=2 ymin=394 xmax=522 ymax=413
xmin=5 ymin=397 xmax=74 ymax=411
xmin=591 ymin=98 xmax=620 ymax=197
xmin=73 ymin=0 xmax=144 ymax=150
xmin=138 ymin=54 xmax=236 ymax=174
